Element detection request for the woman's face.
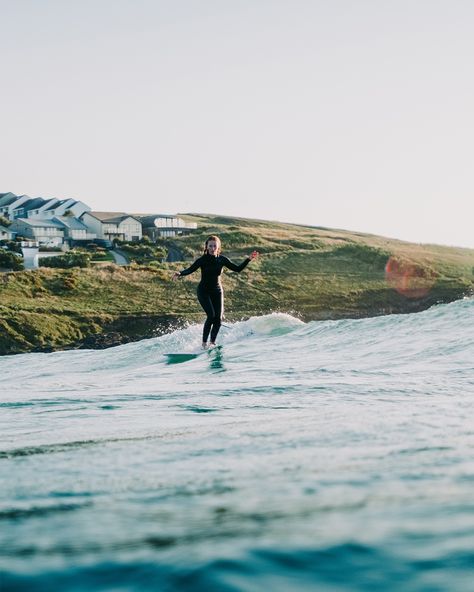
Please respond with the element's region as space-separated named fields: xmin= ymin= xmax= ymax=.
xmin=206 ymin=240 xmax=219 ymax=256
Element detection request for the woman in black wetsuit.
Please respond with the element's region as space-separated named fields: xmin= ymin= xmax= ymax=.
xmin=172 ymin=235 xmax=259 ymax=348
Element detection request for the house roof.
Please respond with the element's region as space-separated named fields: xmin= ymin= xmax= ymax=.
xmin=86 ymin=211 xmax=141 ymax=224
xmin=0 ymin=192 xmax=16 ymax=201
xmin=41 ymin=199 xmax=60 ymax=211
xmin=2 ymin=194 xmax=88 ymax=213
xmin=13 ymin=198 xmax=46 ymax=212
xmin=13 ymin=218 xmax=64 ymax=229
xmin=0 ymin=193 xmax=20 ymax=208
xmin=56 ymin=199 xmax=75 ymax=209
xmin=0 ymin=224 xmax=13 ymax=233
xmin=44 ymin=197 xmax=77 ymax=212
xmin=45 ymin=200 xmax=89 ymax=213
xmin=133 ymin=214 xmax=180 ymax=226
xmin=53 ymin=216 xmax=89 ymax=230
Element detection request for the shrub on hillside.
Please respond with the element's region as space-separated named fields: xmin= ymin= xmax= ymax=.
xmin=61 ymin=271 xmax=79 ymax=291
xmin=119 ymin=244 xmax=155 ymax=256
xmin=0 ymin=250 xmax=24 ymax=271
xmin=0 ymin=240 xmax=22 ymax=254
xmin=333 ymin=243 xmax=390 ymax=270
xmin=40 ymin=252 xmax=91 ymax=269
xmin=78 ymin=246 xmax=113 ymax=261
xmin=118 ymin=242 xmax=166 ymax=263
xmin=91 ymin=251 xmax=114 ymax=262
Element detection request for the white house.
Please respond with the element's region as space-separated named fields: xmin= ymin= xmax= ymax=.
xmin=53 ymin=216 xmax=96 ymax=243
xmin=28 ymin=198 xmax=60 ymax=217
xmin=81 ymin=212 xmax=142 ymax=242
xmin=0 ymin=193 xmax=92 ymax=222
xmin=134 ymin=214 xmax=198 ymax=239
xmin=0 ymin=194 xmax=31 ymax=220
xmin=38 ymin=199 xmax=91 ymax=219
xmin=0 ymin=192 xmax=19 ymax=215
xmin=11 ymin=198 xmax=47 ymax=220
xmin=9 ymin=218 xmax=65 ymax=247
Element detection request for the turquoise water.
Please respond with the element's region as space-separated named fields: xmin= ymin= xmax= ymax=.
xmin=1 ymin=299 xmax=474 ymax=591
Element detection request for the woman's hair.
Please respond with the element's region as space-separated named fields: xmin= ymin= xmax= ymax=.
xmin=203 ymin=235 xmax=221 ymax=254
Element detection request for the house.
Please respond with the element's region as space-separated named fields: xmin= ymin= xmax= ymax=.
xmin=37 ymin=199 xmax=91 ymax=219
xmin=28 ymin=198 xmax=60 ymax=217
xmin=134 ymin=214 xmax=198 ymax=240
xmin=0 ymin=192 xmax=19 ymax=212
xmin=9 ymin=218 xmax=65 ymax=247
xmin=11 ymin=198 xmax=47 ymax=219
xmin=0 ymin=192 xmax=92 ymax=221
xmin=81 ymin=211 xmax=142 ymax=242
xmin=53 ymin=216 xmax=96 ymax=244
xmin=0 ymin=224 xmax=15 ymax=241
xmin=0 ymin=193 xmax=31 ymax=220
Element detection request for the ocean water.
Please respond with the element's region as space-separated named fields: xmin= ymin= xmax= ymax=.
xmin=1 ymin=299 xmax=473 ymax=591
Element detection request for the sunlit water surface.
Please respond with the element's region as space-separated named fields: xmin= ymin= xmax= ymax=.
xmin=1 ymin=299 xmax=474 ymax=591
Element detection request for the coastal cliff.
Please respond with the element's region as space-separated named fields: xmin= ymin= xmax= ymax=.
xmin=1 ymin=214 xmax=473 ymax=355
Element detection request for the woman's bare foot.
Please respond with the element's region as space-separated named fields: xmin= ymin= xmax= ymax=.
xmin=202 ymin=342 xmax=208 ymax=349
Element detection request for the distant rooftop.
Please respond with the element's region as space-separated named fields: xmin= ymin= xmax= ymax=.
xmin=43 ymin=200 xmax=61 ymax=211
xmin=53 ymin=216 xmax=89 ymax=230
xmin=44 ymin=198 xmax=77 ymax=211
xmin=86 ymin=211 xmax=140 ymax=223
xmin=14 ymin=198 xmax=46 ymax=211
xmin=13 ymin=218 xmax=64 ymax=228
xmin=0 ymin=193 xmax=22 ymax=208
xmin=133 ymin=214 xmax=181 ymax=225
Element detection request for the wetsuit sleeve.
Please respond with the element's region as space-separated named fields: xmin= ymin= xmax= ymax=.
xmin=221 ymin=256 xmax=251 ymax=273
xmin=178 ymin=257 xmax=202 ymax=277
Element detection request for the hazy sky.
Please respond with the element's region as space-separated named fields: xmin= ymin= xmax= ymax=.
xmin=2 ymin=0 xmax=474 ymax=247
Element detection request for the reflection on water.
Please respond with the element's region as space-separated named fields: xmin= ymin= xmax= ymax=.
xmin=208 ymin=346 xmax=225 ymax=372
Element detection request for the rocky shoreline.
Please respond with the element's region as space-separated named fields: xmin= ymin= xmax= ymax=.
xmin=10 ymin=284 xmax=469 ymax=356
xmin=76 ymin=314 xmax=187 ymax=350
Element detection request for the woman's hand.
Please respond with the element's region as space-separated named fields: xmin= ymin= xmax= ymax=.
xmin=249 ymin=250 xmax=259 ymax=261
xmin=172 ymin=271 xmax=181 ymax=281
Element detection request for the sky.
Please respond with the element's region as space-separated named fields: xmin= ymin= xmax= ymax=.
xmin=1 ymin=0 xmax=474 ymax=248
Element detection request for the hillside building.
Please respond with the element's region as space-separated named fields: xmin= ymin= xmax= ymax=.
xmin=134 ymin=214 xmax=197 ymax=239
xmin=9 ymin=219 xmax=65 ymax=248
xmin=80 ymin=212 xmax=142 ymax=242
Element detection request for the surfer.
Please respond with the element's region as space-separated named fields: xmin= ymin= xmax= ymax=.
xmin=172 ymin=235 xmax=259 ymax=348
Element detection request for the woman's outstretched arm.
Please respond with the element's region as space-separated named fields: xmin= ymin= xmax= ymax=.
xmin=172 ymin=257 xmax=202 ymax=280
xmin=222 ymin=250 xmax=259 ymax=272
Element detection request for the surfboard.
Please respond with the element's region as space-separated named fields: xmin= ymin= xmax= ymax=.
xmin=164 ymin=345 xmax=222 ymax=365
xmin=164 ymin=352 xmax=202 ymax=364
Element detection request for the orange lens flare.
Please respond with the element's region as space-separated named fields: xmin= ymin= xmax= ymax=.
xmin=385 ymin=257 xmax=436 ymax=299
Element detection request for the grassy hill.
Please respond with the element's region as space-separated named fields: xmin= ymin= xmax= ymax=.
xmin=1 ymin=214 xmax=473 ymax=355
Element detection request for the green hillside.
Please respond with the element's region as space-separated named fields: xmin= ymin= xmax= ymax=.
xmin=1 ymin=214 xmax=473 ymax=355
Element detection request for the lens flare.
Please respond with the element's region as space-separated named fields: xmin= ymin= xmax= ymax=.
xmin=385 ymin=257 xmax=436 ymax=299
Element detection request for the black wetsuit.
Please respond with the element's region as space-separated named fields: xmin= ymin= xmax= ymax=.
xmin=179 ymin=254 xmax=251 ymax=343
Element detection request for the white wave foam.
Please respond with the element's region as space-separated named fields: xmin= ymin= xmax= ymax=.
xmin=220 ymin=313 xmax=305 ymax=344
